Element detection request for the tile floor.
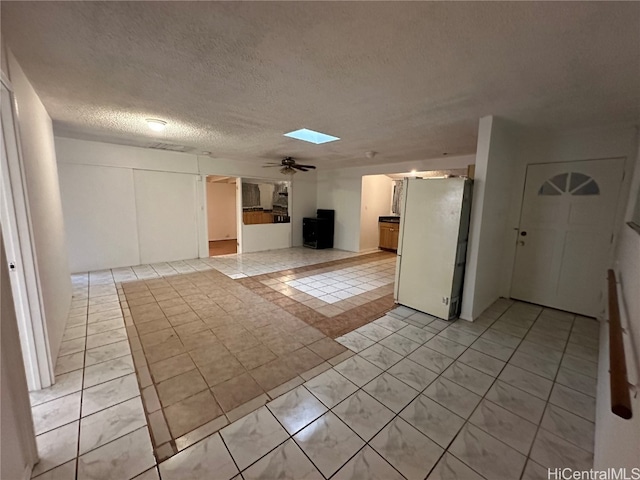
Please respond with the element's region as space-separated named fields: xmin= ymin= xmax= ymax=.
xmin=237 ymin=251 xmax=396 ymax=337
xmin=282 ymin=257 xmax=395 ymax=304
xmin=28 ymin=248 xmax=600 ymax=480
xmin=121 ymin=268 xmax=355 ymax=460
xmin=207 ymin=247 xmax=366 ymax=279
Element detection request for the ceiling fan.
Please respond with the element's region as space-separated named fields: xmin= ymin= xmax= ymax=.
xmin=262 ymin=157 xmax=316 ymax=175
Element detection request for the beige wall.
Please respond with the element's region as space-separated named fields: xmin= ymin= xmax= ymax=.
xmin=1 ymin=232 xmax=38 ymax=480
xmin=206 ymin=181 xmax=237 ymax=241
xmin=360 ymin=175 xmax=393 ymax=252
xmin=5 ymin=50 xmax=71 ymax=363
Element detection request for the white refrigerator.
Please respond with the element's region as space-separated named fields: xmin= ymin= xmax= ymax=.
xmin=394 ymin=177 xmax=472 ymax=320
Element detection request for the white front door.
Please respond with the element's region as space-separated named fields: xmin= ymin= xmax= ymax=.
xmin=510 ymin=158 xmax=625 ymax=317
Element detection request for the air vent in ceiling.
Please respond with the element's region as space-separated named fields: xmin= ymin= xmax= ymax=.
xmin=147 ymin=142 xmax=194 ymax=152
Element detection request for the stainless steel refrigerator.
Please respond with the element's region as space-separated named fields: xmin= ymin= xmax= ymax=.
xmin=394 ymin=177 xmax=473 ymax=320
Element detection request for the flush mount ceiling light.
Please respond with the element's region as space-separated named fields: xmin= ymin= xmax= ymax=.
xmin=284 ymin=128 xmax=340 ymax=145
xmin=146 ymin=119 xmax=167 ymax=132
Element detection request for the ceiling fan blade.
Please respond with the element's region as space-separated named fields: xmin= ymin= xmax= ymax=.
xmin=294 ymin=164 xmax=316 ymax=169
xmin=262 ymin=164 xmax=280 ymax=168
xmin=294 ymin=167 xmax=310 ymax=172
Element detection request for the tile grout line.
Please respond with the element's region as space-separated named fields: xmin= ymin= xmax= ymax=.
xmin=42 ymin=255 xmax=599 ymax=480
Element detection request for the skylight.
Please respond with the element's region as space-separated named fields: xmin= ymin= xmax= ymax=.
xmin=284 ymin=128 xmax=340 ymax=145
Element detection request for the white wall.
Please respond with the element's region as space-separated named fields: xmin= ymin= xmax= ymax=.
xmin=318 ymin=154 xmax=475 ymax=252
xmin=258 ymin=183 xmax=275 ymax=210
xmin=134 ymin=170 xmax=199 ymax=264
xmin=460 ymin=119 xmax=638 ymax=321
xmin=56 ymin=137 xmax=315 ymax=269
xmin=594 ymin=134 xmax=640 ymax=470
xmin=461 ymin=116 xmax=518 ymax=320
xmin=58 ymin=163 xmax=139 ymax=272
xmin=206 ymin=182 xmax=237 ymax=241
xmin=499 ymin=125 xmax=638 ymax=299
xmin=316 ymin=172 xmax=363 ymax=252
xmin=7 ymin=50 xmax=71 ymax=362
xmin=290 ymin=174 xmax=317 ymax=247
xmin=241 ymin=224 xmax=291 ymax=253
xmin=360 ymin=175 xmax=393 ymax=252
xmin=1 ymin=233 xmax=38 ymax=480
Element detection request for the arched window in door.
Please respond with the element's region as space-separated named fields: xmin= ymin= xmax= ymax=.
xmin=538 ymin=172 xmax=600 ymax=196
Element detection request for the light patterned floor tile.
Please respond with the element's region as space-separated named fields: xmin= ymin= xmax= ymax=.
xmin=158 ymin=432 xmax=238 ymax=480
xmin=423 ymin=377 xmax=482 ymax=419
xmin=484 ymin=380 xmax=546 ymax=424
xmin=242 ymin=439 xmax=322 ymax=480
xmin=469 ymin=399 xmax=538 ymax=454
xmin=77 ymin=427 xmax=155 ymax=480
xmin=333 ymin=445 xmax=404 ymax=480
xmin=387 ymin=357 xmax=438 ymax=391
xmin=363 ymin=372 xmax=419 ymax=413
xmin=304 ymin=368 xmax=358 ymax=408
xmin=31 ymin=422 xmax=79 ymax=478
xmin=332 ymin=390 xmax=395 ymax=441
xmin=448 ymin=423 xmax=526 ymax=480
xmin=427 ymin=452 xmax=484 ymax=480
xmin=400 ymin=395 xmax=465 ymax=448
xmin=333 ymin=355 xmax=383 ymax=387
xmin=370 ymin=417 xmax=443 ymax=480
xmin=294 ymin=412 xmax=365 ymax=478
xmin=220 ymin=406 xmax=288 ymax=470
xmin=266 ymin=385 xmax=328 ymax=435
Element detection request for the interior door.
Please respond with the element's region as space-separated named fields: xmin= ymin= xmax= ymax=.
xmin=1 ymin=79 xmax=53 ymax=389
xmin=510 ymin=158 xmax=625 ymax=317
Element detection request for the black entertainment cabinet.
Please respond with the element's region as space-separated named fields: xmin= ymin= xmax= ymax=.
xmin=303 ymin=209 xmax=335 ymax=249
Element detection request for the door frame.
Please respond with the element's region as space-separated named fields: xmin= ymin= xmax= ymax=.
xmin=1 ymin=72 xmax=54 ymax=390
xmin=200 ymin=175 xmax=242 ymax=257
xmin=508 ymin=157 xmax=626 ymax=313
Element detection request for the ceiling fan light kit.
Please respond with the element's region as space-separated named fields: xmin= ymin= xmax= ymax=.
xmin=264 ymin=157 xmax=317 ymax=175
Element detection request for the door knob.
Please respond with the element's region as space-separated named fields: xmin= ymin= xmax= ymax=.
xmin=517 ymin=240 xmax=525 ymax=246
xmin=520 ymin=231 xmax=527 ymax=236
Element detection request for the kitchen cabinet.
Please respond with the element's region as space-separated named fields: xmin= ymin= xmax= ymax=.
xmin=243 ymin=211 xmax=273 ymax=224
xmin=379 ymin=221 xmax=399 ymax=251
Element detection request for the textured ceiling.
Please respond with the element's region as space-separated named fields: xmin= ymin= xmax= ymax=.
xmin=2 ymin=2 xmax=639 ymax=169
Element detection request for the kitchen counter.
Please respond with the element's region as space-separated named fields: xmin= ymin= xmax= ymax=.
xmin=379 ymin=216 xmax=400 ymax=224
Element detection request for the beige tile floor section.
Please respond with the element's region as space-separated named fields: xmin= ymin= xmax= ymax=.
xmin=122 ymin=267 xmax=354 ymax=460
xmin=28 ymin=251 xmax=601 ymax=480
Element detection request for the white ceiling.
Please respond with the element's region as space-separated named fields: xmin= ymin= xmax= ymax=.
xmin=2 ymin=2 xmax=639 ymax=169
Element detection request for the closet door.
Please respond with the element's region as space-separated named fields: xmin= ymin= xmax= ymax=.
xmin=134 ymin=170 xmax=199 ymax=264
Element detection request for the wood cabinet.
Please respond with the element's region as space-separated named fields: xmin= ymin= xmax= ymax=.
xmin=243 ymin=211 xmax=273 ymax=225
xmin=379 ymin=221 xmax=399 ymax=251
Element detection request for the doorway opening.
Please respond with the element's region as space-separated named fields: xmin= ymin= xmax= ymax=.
xmin=205 ymin=175 xmax=239 ymax=256
xmin=360 ymin=169 xmax=468 ymax=254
